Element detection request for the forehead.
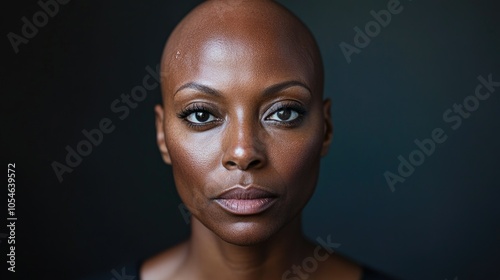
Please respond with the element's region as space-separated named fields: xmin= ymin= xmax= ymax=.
xmin=160 ymin=2 xmax=320 ymax=99
xmin=167 ymin=35 xmax=314 ymax=95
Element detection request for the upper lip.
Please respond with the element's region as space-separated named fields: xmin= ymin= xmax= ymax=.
xmin=215 ymin=185 xmax=278 ymax=200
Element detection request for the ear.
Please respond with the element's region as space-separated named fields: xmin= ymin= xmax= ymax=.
xmin=154 ymin=104 xmax=172 ymax=165
xmin=320 ymin=99 xmax=334 ymax=157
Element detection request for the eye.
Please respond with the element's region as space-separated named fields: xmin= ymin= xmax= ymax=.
xmin=185 ymin=111 xmax=217 ymax=124
xmin=177 ymin=104 xmax=221 ymax=128
xmin=264 ymin=102 xmax=306 ymax=127
xmin=267 ymin=108 xmax=300 ymax=122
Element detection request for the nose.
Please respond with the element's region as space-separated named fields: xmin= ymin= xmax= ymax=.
xmin=222 ymin=118 xmax=267 ymax=171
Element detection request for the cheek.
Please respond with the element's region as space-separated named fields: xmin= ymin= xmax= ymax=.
xmin=269 ymin=118 xmax=324 ymax=201
xmin=282 ymin=141 xmax=322 ymax=187
xmin=165 ymin=126 xmax=221 ymax=210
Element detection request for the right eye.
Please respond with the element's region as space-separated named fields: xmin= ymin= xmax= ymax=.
xmin=177 ymin=104 xmax=222 ymax=129
xmin=185 ymin=111 xmax=217 ymax=124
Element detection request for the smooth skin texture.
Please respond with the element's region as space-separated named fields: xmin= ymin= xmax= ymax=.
xmin=144 ymin=0 xmax=361 ymax=279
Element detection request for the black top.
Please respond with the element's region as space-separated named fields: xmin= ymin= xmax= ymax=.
xmin=361 ymin=267 xmax=401 ymax=280
xmin=82 ymin=262 xmax=401 ymax=280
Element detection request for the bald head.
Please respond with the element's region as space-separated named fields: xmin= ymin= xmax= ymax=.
xmin=160 ymin=0 xmax=324 ymax=99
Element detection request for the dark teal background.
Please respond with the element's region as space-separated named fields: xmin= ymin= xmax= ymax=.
xmin=2 ymin=0 xmax=499 ymax=279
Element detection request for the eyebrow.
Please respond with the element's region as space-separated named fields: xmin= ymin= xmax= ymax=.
xmin=263 ymin=81 xmax=311 ymax=96
xmin=174 ymin=82 xmax=222 ymax=97
xmin=174 ymin=81 xmax=311 ymax=97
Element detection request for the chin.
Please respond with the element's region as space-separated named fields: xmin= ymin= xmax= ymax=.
xmin=192 ymin=200 xmax=303 ymax=246
xmin=214 ymin=220 xmax=280 ymax=246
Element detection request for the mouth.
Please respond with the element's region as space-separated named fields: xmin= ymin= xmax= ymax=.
xmin=213 ymin=185 xmax=278 ymax=215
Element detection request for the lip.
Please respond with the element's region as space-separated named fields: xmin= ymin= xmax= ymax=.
xmin=214 ymin=185 xmax=278 ymax=215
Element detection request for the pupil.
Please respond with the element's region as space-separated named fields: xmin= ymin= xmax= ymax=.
xmin=195 ymin=112 xmax=209 ymax=122
xmin=277 ymin=109 xmax=291 ymax=120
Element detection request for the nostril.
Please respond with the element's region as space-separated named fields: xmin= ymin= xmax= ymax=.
xmin=246 ymin=160 xmax=261 ymax=170
xmin=224 ymin=159 xmax=261 ymax=170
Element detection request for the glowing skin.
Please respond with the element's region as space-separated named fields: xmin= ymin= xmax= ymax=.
xmin=143 ymin=1 xmax=361 ymax=279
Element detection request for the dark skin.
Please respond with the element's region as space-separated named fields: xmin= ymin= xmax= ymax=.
xmin=143 ymin=0 xmax=361 ymax=279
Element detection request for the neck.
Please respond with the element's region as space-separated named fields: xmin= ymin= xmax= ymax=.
xmin=187 ymin=215 xmax=313 ymax=280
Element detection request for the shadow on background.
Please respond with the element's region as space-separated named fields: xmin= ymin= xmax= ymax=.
xmin=2 ymin=0 xmax=499 ymax=279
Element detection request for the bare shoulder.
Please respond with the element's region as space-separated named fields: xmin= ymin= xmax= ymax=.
xmin=140 ymin=241 xmax=189 ymax=280
xmin=317 ymin=253 xmax=363 ymax=280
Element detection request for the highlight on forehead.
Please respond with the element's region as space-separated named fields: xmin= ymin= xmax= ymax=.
xmin=160 ymin=0 xmax=324 ymax=98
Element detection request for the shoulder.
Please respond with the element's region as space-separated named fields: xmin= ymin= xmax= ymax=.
xmin=140 ymin=242 xmax=189 ymax=280
xmin=316 ymin=253 xmax=363 ymax=280
xmin=312 ymin=250 xmax=400 ymax=280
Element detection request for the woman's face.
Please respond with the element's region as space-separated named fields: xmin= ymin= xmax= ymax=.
xmin=156 ymin=31 xmax=332 ymax=245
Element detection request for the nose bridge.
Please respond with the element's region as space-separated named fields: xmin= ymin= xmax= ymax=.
xmin=222 ymin=107 xmax=265 ymax=170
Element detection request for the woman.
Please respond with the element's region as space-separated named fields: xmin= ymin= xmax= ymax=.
xmin=141 ymin=0 xmax=399 ymax=279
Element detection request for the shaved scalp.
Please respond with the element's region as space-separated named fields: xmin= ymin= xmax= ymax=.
xmin=160 ymin=0 xmax=324 ymax=99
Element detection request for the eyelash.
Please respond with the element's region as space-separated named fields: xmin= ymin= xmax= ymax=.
xmin=177 ymin=102 xmax=306 ymax=129
xmin=177 ymin=104 xmax=220 ymax=128
xmin=265 ymin=102 xmax=306 ymax=127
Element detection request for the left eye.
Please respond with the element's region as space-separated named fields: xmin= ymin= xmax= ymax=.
xmin=267 ymin=108 xmax=300 ymax=122
xmin=186 ymin=111 xmax=217 ymax=124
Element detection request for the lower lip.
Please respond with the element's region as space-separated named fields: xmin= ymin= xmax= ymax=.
xmin=214 ymin=198 xmax=277 ymax=215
